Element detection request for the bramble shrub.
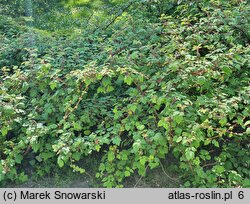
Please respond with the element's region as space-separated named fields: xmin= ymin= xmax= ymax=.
xmin=0 ymin=0 xmax=249 ymax=187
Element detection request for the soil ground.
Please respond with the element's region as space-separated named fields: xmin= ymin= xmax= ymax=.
xmin=6 ymin=155 xmax=181 ymax=188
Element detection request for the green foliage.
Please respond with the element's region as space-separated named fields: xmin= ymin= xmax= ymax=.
xmin=0 ymin=0 xmax=249 ymax=187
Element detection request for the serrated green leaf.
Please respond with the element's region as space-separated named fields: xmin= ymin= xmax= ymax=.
xmin=185 ymin=150 xmax=194 ymax=160
xmin=57 ymin=157 xmax=64 ymax=168
xmin=112 ymin=137 xmax=121 ymax=145
xmin=15 ymin=154 xmax=23 ymax=164
xmin=108 ymin=152 xmax=115 ymax=162
xmin=1 ymin=126 xmax=8 ymax=136
xmin=124 ymin=76 xmax=133 ymax=85
xmin=176 ymin=136 xmax=182 ymax=143
xmin=124 ymin=171 xmax=130 ymax=177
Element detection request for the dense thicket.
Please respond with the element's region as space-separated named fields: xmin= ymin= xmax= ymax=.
xmin=0 ymin=0 xmax=249 ymax=187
